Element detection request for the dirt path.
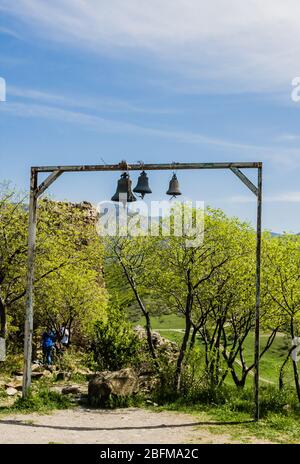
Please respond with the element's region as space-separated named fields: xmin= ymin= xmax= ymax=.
xmin=0 ymin=407 xmax=270 ymax=444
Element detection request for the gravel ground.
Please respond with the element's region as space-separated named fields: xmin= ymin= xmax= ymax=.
xmin=0 ymin=407 xmax=269 ymax=444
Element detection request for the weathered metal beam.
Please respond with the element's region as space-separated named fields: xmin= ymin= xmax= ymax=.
xmin=22 ymin=168 xmax=38 ymax=398
xmin=32 ymin=161 xmax=262 ymax=173
xmin=230 ymin=167 xmax=258 ymax=197
xmin=36 ymin=170 xmax=63 ymax=197
xmin=254 ymin=165 xmax=263 ymax=421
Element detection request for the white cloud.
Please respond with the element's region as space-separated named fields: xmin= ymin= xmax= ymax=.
xmin=2 ymin=100 xmax=300 ymax=168
xmin=1 ymin=101 xmax=254 ymax=147
xmin=229 ymin=192 xmax=300 ymax=203
xmin=0 ymin=26 xmax=21 ymax=39
xmin=277 ymin=134 xmax=300 ymax=142
xmin=2 ymin=0 xmax=300 ymax=92
xmin=8 ymin=85 xmax=174 ymax=114
xmin=228 ymin=195 xmax=256 ymax=204
xmin=269 ymin=192 xmax=300 ymax=203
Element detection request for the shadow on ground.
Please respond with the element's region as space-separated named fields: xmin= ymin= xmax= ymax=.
xmin=0 ymin=417 xmax=254 ymax=432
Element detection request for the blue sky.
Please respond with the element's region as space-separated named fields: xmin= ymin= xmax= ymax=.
xmin=0 ymin=0 xmax=300 ymax=232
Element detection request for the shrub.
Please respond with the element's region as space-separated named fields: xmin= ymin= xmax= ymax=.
xmin=151 ymin=358 xmax=178 ymax=404
xmin=90 ymin=304 xmax=141 ymax=371
xmin=259 ymin=386 xmax=299 ymax=416
xmin=151 ymin=347 xmax=229 ymax=405
xmin=13 ymin=387 xmax=72 ymax=412
xmin=90 ymin=393 xmax=144 ymax=409
xmin=150 ymin=346 xmax=300 ymax=419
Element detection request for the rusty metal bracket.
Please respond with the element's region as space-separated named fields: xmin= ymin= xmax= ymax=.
xmin=230 ymin=167 xmax=258 ymax=197
xmin=36 ymin=170 xmax=63 ymax=197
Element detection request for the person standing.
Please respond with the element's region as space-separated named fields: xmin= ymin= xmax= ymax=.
xmin=42 ymin=328 xmax=56 ymax=366
xmin=60 ymin=325 xmax=70 ymax=348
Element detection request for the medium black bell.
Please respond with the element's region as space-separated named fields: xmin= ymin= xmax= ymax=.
xmin=133 ymin=171 xmax=152 ymax=198
xmin=111 ymin=172 xmax=137 ymax=203
xmin=166 ymin=174 xmax=182 ymax=197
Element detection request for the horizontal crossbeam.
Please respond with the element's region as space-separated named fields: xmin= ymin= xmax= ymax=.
xmin=32 ymin=161 xmax=262 ymax=173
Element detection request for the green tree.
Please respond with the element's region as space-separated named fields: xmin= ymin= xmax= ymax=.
xmin=192 ymin=228 xmax=280 ymax=388
xmin=265 ymin=234 xmax=300 ymax=400
xmin=104 ymin=234 xmax=159 ymax=365
xmin=0 ymin=186 xmax=107 ymax=353
xmin=147 ymin=206 xmax=233 ymax=391
xmin=0 ymin=184 xmax=28 ymax=339
xmin=34 ymin=266 xmax=107 ymax=348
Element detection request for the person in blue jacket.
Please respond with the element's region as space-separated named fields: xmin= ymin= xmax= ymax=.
xmin=42 ymin=328 xmax=56 ymax=366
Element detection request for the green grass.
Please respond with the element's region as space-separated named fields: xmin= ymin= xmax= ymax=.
xmin=0 ymin=315 xmax=297 ymax=443
xmin=0 ymin=387 xmax=74 ymax=415
xmin=139 ymin=314 xmax=300 ymax=443
xmin=241 ymin=333 xmax=294 ymax=386
xmin=172 ymin=406 xmax=300 ymax=443
xmin=134 ymin=313 xmax=185 ymax=330
xmin=0 ymin=353 xmax=24 ymax=377
xmin=136 ymin=314 xmax=296 ymax=386
xmin=134 ymin=314 xmax=185 ymax=345
xmin=213 ymin=332 xmax=294 ymax=388
xmin=153 ymin=386 xmax=300 ymax=443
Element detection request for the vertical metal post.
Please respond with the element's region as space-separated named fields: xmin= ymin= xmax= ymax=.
xmin=22 ymin=168 xmax=38 ymax=398
xmin=254 ymin=165 xmax=262 ymax=420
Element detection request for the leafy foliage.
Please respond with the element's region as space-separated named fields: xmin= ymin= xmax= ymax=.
xmin=91 ymin=303 xmax=141 ymax=371
xmin=0 ymin=185 xmax=108 ymax=351
xmin=12 ymin=387 xmax=73 ymax=412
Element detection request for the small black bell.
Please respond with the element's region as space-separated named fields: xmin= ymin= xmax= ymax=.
xmin=133 ymin=171 xmax=152 ymax=198
xmin=166 ymin=174 xmax=182 ymax=198
xmin=111 ymin=172 xmax=137 ymax=203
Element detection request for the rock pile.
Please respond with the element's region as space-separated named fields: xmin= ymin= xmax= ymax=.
xmin=133 ymin=325 xmax=178 ymax=357
xmin=88 ymin=368 xmax=139 ymax=406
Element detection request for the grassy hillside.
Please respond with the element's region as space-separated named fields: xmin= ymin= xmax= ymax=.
xmin=134 ymin=314 xmax=295 ymax=386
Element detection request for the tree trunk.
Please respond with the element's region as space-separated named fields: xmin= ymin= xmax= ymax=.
xmin=189 ymin=325 xmax=197 ymax=351
xmin=290 ymin=318 xmax=300 ymax=402
xmin=130 ymin=281 xmax=157 ymax=364
xmin=0 ymin=297 xmax=6 ymax=339
xmin=174 ymin=291 xmax=192 ymax=392
xmin=279 ymin=348 xmax=293 ymax=390
xmin=230 ymin=367 xmax=246 ymax=388
xmin=144 ymin=310 xmax=156 ymax=360
xmin=118 ymin=255 xmax=158 ymax=366
xmin=292 ymin=360 xmax=300 ymax=402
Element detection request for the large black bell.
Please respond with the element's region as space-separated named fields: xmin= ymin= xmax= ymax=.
xmin=166 ymin=174 xmax=182 ymax=198
xmin=133 ymin=171 xmax=152 ymax=198
xmin=111 ymin=172 xmax=137 ymax=203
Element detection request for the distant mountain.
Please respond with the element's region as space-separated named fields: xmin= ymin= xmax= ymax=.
xmin=270 ymin=232 xmax=300 ymax=237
